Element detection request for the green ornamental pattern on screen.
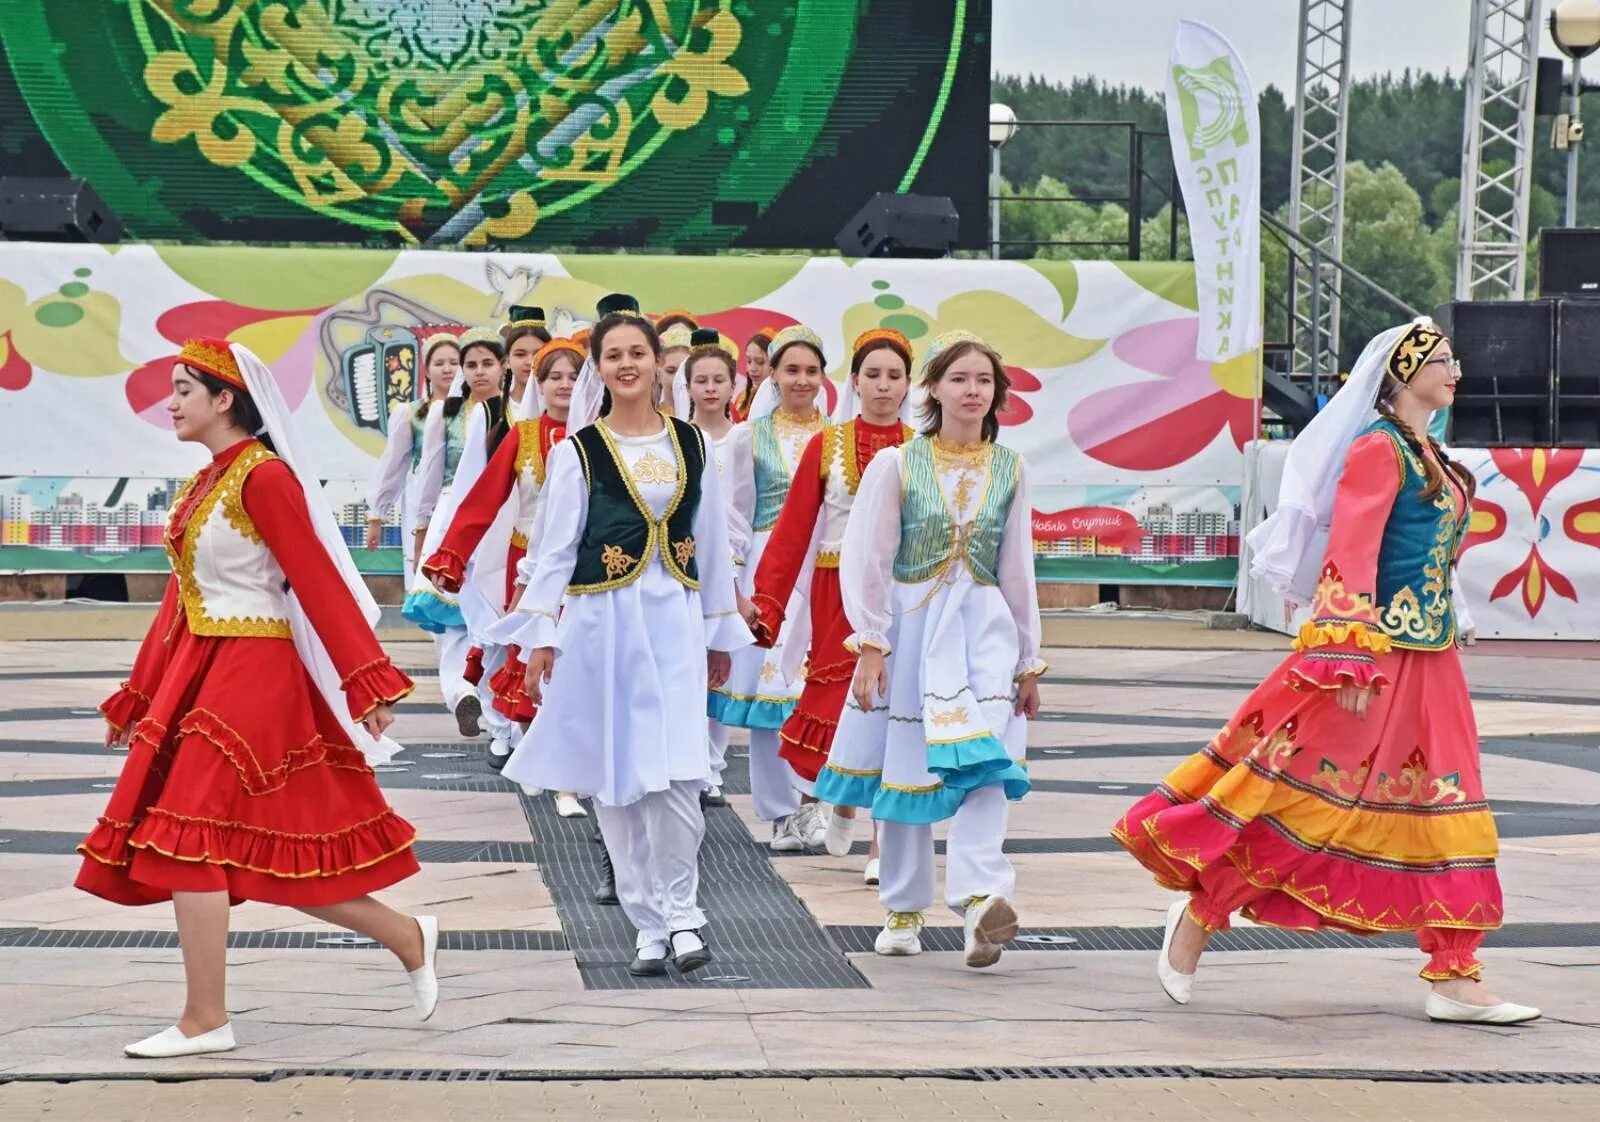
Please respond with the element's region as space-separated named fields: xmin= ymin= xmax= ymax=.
xmin=0 ymin=0 xmax=885 ymax=246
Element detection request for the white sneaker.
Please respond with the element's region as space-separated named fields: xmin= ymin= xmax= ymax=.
xmin=863 ymin=858 xmax=880 ymax=886
xmin=1157 ymin=899 xmax=1195 ymax=1005
xmin=797 ymin=804 xmax=829 ymax=849
xmin=874 ymin=911 xmax=924 ymax=956
xmin=1425 ymin=991 xmax=1541 ymax=1024
xmin=409 ymin=914 xmax=440 ymax=1021
xmin=962 ymin=895 xmax=1018 ymax=969
xmin=769 ymin=816 xmax=804 ymax=852
xmin=124 ymin=1022 xmax=236 ymax=1058
xmin=822 ymin=808 xmax=855 ymax=857
xmin=554 ymin=793 xmax=588 ymax=818
xmin=519 ymin=783 xmax=545 ymax=797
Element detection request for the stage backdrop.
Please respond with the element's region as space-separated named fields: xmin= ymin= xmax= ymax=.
xmin=0 ymin=0 xmax=988 ymax=250
xmin=0 ymin=244 xmax=1261 ymax=585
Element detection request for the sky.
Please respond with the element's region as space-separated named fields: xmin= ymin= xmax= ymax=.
xmin=991 ymin=0 xmax=1569 ymax=93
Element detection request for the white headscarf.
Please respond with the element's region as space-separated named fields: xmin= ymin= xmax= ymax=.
xmin=567 ymin=352 xmax=603 ymax=428
xmin=671 ymin=364 xmax=693 ymax=420
xmin=1244 ymin=321 xmax=1412 ymax=605
xmin=231 ymin=343 xmax=403 ymax=766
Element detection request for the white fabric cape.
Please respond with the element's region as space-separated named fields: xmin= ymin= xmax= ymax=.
xmin=231 ymin=344 xmax=402 ymax=766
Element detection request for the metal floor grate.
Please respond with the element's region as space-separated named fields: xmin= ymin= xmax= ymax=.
xmin=519 ymin=754 xmax=866 ymax=991
xmin=826 ymin=921 xmax=1600 ymax=954
xmin=0 ymin=927 xmax=567 ymax=951
xmin=4 ymin=1065 xmax=1599 ymax=1086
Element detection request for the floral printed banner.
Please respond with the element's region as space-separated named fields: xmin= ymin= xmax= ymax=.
xmin=0 ymin=244 xmax=1259 ymax=584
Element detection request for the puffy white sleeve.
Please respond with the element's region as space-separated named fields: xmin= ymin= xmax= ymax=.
xmin=498 ymin=442 xmax=586 ymax=654
xmin=997 ymin=454 xmax=1046 ymax=680
xmin=839 ymin=448 xmax=904 ymax=655
xmin=413 ymin=406 xmax=447 ymax=527
xmin=366 ymin=403 xmax=413 ymax=518
xmin=692 ymin=442 xmax=756 ymax=653
xmin=515 ymin=487 xmax=551 ymax=586
xmin=723 ymin=423 xmax=756 ymax=571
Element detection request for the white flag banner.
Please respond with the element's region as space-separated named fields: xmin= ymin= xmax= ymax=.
xmin=1165 ymin=19 xmax=1261 ymax=363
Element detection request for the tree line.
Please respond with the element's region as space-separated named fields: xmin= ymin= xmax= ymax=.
xmin=990 ymin=72 xmax=1600 ymax=366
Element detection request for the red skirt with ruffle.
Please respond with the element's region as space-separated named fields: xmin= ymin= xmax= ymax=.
xmin=777 ymin=568 xmax=855 ymax=784
xmin=77 ymin=623 xmax=419 ymax=908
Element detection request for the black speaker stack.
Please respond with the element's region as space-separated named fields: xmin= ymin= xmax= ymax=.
xmin=0 ymin=177 xmax=123 ymax=242
xmin=1434 ymin=229 xmax=1600 ymax=448
xmin=834 ymin=192 xmax=959 ymax=258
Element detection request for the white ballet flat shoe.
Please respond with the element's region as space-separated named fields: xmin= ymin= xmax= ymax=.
xmin=1157 ymin=899 xmax=1195 ymax=1005
xmin=124 ymin=1022 xmax=236 ymax=1058
xmin=1425 ymin=991 xmax=1541 ymax=1025
xmin=862 ymin=858 xmax=880 ymax=886
xmin=409 ymin=915 xmax=440 ymax=1021
xmin=554 ymin=793 xmax=588 ymax=818
xmin=822 ymin=809 xmax=855 ymax=857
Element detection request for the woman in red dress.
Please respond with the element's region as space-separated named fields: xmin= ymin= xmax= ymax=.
xmin=77 ymin=337 xmax=438 ymax=1059
xmin=751 ymin=330 xmax=914 ymax=876
xmin=1114 ymin=320 xmax=1539 ymax=1024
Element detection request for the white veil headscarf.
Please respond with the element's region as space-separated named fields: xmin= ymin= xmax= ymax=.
xmin=1244 ymin=321 xmax=1415 ymax=606
xmin=231 ymin=343 xmax=403 ymax=766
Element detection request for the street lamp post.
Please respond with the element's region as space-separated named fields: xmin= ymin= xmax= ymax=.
xmin=1551 ymin=0 xmax=1600 ymax=226
xmin=989 ymin=103 xmax=1019 ymax=260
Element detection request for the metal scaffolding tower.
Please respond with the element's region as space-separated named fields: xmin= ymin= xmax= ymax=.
xmin=1456 ymin=0 xmax=1544 ymax=301
xmin=1289 ymin=0 xmax=1353 ymax=379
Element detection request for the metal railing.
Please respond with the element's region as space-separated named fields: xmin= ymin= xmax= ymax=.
xmin=989 ymin=120 xmax=1181 ymax=259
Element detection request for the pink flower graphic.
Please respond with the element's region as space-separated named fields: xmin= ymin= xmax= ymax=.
xmin=1067 ymin=317 xmax=1256 ymax=472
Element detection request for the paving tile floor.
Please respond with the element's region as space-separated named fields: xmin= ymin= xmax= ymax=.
xmin=1 ymin=626 xmax=1598 ymax=1095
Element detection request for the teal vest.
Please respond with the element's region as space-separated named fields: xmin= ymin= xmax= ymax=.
xmin=567 ymin=418 xmax=704 ymax=594
xmin=408 ymin=405 xmax=426 ymax=472
xmin=751 ymin=414 xmax=809 ymax=531
xmin=892 ymin=437 xmax=1019 ymax=586
xmin=1366 ymin=418 xmax=1465 ymax=651
xmin=443 ymin=405 xmax=469 ymax=485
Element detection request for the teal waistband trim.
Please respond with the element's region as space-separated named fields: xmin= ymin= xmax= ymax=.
xmin=707 ymin=690 xmax=797 ymax=730
xmin=402 ymin=590 xmax=465 ymax=634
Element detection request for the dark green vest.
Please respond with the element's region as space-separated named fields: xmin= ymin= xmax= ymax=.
xmin=568 ymin=418 xmax=704 ymax=594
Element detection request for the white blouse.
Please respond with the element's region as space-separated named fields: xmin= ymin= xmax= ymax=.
xmin=366 ymin=401 xmax=418 ymax=519
xmin=839 ymin=442 xmax=1044 ymax=680
xmin=507 ymin=423 xmax=749 ymax=654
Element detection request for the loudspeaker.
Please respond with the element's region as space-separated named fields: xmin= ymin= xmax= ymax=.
xmin=1535 ymin=56 xmax=1568 ymax=117
xmin=1434 ymin=301 xmax=1555 ymax=446
xmin=0 ymin=177 xmax=123 ymax=243
xmin=834 ymin=192 xmax=958 ymax=258
xmin=1539 ymin=228 xmax=1600 ymax=298
xmin=1556 ymin=299 xmax=1600 ymax=446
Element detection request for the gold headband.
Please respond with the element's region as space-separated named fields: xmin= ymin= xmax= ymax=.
xmin=852 ymin=327 xmax=913 ymax=357
xmin=768 ymin=324 xmax=825 ymax=364
xmin=534 ymin=338 xmax=586 ymax=370
xmin=177 ymin=337 xmax=246 ymax=390
xmin=921 ymin=329 xmax=986 ymax=375
xmin=1386 ymin=320 xmax=1448 ymax=384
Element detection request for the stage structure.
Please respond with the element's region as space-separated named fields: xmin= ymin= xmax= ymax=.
xmin=1288 ymin=0 xmax=1352 ymax=385
xmin=1456 ymin=0 xmax=1544 ymax=301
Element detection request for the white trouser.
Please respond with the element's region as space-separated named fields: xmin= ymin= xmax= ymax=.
xmin=434 ymin=628 xmax=475 ymax=711
xmin=878 ymin=784 xmax=1014 ymax=916
xmin=478 ymin=644 xmax=514 ymax=741
xmin=594 ymin=781 xmax=707 ymax=949
xmin=748 ymin=727 xmax=801 ymax=822
xmin=708 ymin=720 xmax=730 ymax=785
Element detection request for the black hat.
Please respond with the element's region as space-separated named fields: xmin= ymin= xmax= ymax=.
xmin=690 ymin=327 xmax=721 ymax=348
xmin=507 ymin=304 xmax=546 ymax=326
xmin=596 ymin=292 xmax=642 ymax=318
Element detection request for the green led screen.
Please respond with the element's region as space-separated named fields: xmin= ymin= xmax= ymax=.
xmin=0 ymin=1 xmax=990 ymax=249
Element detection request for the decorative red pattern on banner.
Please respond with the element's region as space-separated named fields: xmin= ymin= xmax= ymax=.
xmin=1032 ymin=506 xmax=1144 ymax=550
xmin=1459 ymin=496 xmax=1506 ymax=556
xmin=1489 ymin=544 xmax=1577 ymax=619
xmin=1489 ymin=448 xmax=1583 ymax=516
xmin=1565 ymin=496 xmax=1600 ymax=553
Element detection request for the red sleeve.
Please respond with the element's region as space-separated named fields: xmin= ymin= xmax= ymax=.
xmin=1287 ymin=432 xmax=1400 ymax=692
xmin=243 ymin=460 xmax=414 ymax=720
xmin=424 ymin=430 xmax=519 ymax=593
xmin=100 ymin=576 xmax=182 ymax=731
xmin=750 ymin=431 xmax=827 ymax=647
